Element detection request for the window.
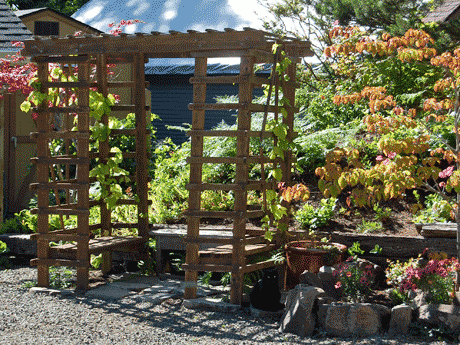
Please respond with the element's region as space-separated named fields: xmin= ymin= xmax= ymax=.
xmin=34 ymin=21 xmax=59 ymax=36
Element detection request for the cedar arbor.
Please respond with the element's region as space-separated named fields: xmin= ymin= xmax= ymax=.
xmin=21 ymin=28 xmax=312 ymax=305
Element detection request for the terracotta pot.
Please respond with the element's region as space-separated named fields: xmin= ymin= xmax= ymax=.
xmin=284 ymin=240 xmax=347 ymax=290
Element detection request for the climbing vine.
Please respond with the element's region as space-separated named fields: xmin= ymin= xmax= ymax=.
xmin=261 ymin=44 xmax=309 ymax=241
xmin=20 ymin=71 xmax=130 ymax=210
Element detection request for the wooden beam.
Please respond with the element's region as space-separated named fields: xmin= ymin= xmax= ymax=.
xmin=22 ymin=30 xmax=313 ymax=59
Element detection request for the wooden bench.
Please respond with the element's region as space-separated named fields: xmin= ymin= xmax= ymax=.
xmin=149 ymin=225 xmax=233 ymax=273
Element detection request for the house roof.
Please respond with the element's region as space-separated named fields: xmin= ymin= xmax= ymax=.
xmin=423 ymin=0 xmax=460 ymax=23
xmin=71 ymin=0 xmax=280 ymax=73
xmin=15 ymin=7 xmax=103 ymax=34
xmin=72 ymin=0 xmax=269 ymax=34
xmin=0 ymin=0 xmax=33 ymax=52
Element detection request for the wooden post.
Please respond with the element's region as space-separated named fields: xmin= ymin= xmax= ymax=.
xmin=96 ymin=54 xmax=112 ymax=274
xmin=185 ymin=57 xmax=207 ymax=300
xmin=281 ymin=57 xmax=298 ymax=186
xmin=3 ymin=93 xmax=16 ymax=217
xmin=36 ymin=63 xmax=50 ymax=287
xmin=76 ymin=59 xmax=90 ymax=290
xmin=133 ymin=53 xmax=149 ymax=241
xmin=230 ymin=55 xmax=255 ymax=305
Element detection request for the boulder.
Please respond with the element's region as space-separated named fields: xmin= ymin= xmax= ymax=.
xmin=418 ymin=304 xmax=460 ymax=333
xmin=299 ymin=271 xmax=323 ymax=288
xmin=318 ymin=302 xmax=391 ymax=337
xmin=411 ymin=290 xmax=428 ymax=310
xmin=299 ymin=268 xmax=340 ymax=300
xmin=318 ymin=265 xmax=336 ymax=281
xmin=279 ymin=285 xmax=326 ymax=337
xmin=389 ymin=304 xmax=412 ymax=335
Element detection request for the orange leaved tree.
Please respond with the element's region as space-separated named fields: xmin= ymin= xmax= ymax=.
xmin=316 ymin=27 xmax=460 ymax=261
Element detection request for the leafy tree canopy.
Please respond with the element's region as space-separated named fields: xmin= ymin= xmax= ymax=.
xmin=311 ymin=0 xmax=443 ymax=35
xmin=259 ymin=0 xmax=449 ymax=54
xmin=6 ymin=0 xmax=90 ymax=16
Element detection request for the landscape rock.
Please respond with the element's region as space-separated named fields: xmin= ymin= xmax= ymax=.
xmin=299 ymin=269 xmax=340 ymax=300
xmin=0 ymin=234 xmax=36 ymax=256
xmin=85 ymin=285 xmax=134 ymax=299
xmin=355 ymin=258 xmax=384 ymax=288
xmin=418 ymin=304 xmax=460 ymax=333
xmin=318 ymin=302 xmax=391 ymax=337
xmin=250 ymin=306 xmax=284 ymax=318
xmin=411 ymin=290 xmax=428 ymax=309
xmin=182 ymin=297 xmax=241 ymax=312
xmin=29 ymin=287 xmax=75 ymax=296
xmin=318 ymin=266 xmax=335 ymax=282
xmin=279 ymin=285 xmax=326 ymax=337
xmin=389 ymin=304 xmax=412 ymax=335
xmin=299 ymin=271 xmax=323 ymax=289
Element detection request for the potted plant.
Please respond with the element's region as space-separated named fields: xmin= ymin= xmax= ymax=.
xmin=284 ymin=231 xmax=347 ymax=290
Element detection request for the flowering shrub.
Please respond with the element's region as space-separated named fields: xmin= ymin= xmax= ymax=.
xmin=386 ymin=250 xmax=460 ymax=305
xmin=333 ymin=256 xmax=374 ymax=302
xmin=386 ymin=256 xmax=421 ymax=288
xmin=399 ymin=257 xmax=459 ymax=304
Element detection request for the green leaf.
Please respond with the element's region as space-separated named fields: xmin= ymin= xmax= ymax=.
xmin=264 ymin=230 xmax=273 ymax=241
xmin=106 ymin=93 xmax=116 ymax=106
xmin=369 ymin=244 xmax=383 ymax=254
xmin=0 ymin=240 xmax=9 ymax=254
xmin=273 ymin=146 xmax=284 ymax=159
xmin=273 ymin=125 xmax=288 ymax=141
xmin=266 ymin=190 xmax=277 ymax=202
xmin=20 ymin=101 xmax=31 ymax=113
xmin=273 ymin=168 xmax=283 ymax=181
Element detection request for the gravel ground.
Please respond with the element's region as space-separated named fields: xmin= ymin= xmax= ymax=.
xmin=0 ymin=262 xmax=456 ymax=345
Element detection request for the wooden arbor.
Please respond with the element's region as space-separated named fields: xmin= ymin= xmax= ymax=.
xmin=21 ymin=29 xmax=311 ymax=298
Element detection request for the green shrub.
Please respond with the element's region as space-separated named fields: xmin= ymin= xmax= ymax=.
xmin=413 ymin=192 xmax=453 ymax=223
xmin=295 ymin=197 xmax=337 ymax=229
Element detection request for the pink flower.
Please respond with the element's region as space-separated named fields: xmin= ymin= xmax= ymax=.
xmin=439 ymin=182 xmax=446 ymax=188
xmin=387 ymin=152 xmax=397 ymax=159
xmin=376 ymin=155 xmax=384 ymax=162
xmin=335 ymin=281 xmax=342 ymax=289
xmin=346 ymin=271 xmax=352 ymax=277
xmin=360 ymin=276 xmax=367 ymax=284
xmin=439 ymin=166 xmax=455 ymax=179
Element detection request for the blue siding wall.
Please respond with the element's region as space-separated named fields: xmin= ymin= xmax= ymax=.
xmin=147 ymin=75 xmax=264 ymax=144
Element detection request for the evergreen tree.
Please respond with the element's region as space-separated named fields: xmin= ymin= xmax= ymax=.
xmin=6 ymin=0 xmax=90 ymax=16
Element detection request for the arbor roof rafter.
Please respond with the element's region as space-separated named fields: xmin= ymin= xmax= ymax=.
xmin=21 ymin=28 xmax=313 ymax=60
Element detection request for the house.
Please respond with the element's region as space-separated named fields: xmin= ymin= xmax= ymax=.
xmin=0 ymin=0 xmax=32 ymax=56
xmin=423 ymin=0 xmax=460 ymax=23
xmin=0 ymin=0 xmax=34 ymax=219
xmin=15 ymin=7 xmax=103 ymax=37
xmin=72 ymin=0 xmax=273 ymax=143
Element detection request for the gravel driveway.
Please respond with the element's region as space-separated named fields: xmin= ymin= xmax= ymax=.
xmin=0 ymin=263 xmax=454 ymax=345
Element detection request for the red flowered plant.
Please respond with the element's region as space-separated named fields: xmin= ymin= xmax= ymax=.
xmin=399 ymin=256 xmax=460 ymax=304
xmin=333 ymin=256 xmax=375 ymax=302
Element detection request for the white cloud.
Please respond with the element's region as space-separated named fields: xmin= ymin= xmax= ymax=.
xmin=134 ymin=2 xmax=151 ymax=16
xmin=162 ymin=10 xmax=177 ymax=21
xmin=75 ymin=4 xmax=105 ymax=22
xmin=142 ymin=23 xmax=155 ymax=33
xmin=158 ymin=24 xmax=170 ymax=32
xmin=125 ymin=24 xmax=137 ymax=33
